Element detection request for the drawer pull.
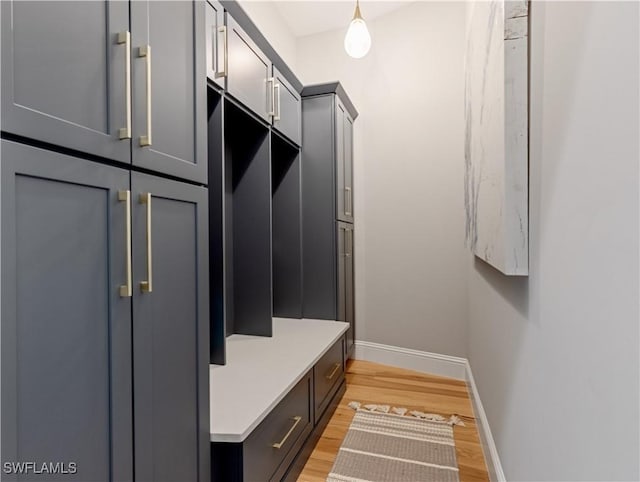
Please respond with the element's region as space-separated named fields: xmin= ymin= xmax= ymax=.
xmin=326 ymin=363 xmax=341 ymax=381
xmin=272 ymin=416 xmax=302 ymax=449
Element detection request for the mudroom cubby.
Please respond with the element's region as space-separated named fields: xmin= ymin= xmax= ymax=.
xmin=271 ymin=131 xmax=303 ymax=319
xmin=224 ymin=99 xmax=273 ymax=340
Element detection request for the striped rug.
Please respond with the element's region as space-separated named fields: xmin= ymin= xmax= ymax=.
xmin=327 ymin=409 xmax=460 ymax=482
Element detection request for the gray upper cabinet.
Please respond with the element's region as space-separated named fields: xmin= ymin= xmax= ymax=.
xmin=131 ymin=1 xmax=207 ymax=184
xmin=336 ymin=100 xmax=354 ymax=223
xmin=225 ymin=13 xmax=272 ymax=122
xmin=1 ymin=140 xmax=133 ymax=482
xmin=273 ymin=67 xmax=301 ymax=146
xmin=1 ymin=1 xmax=130 ymax=164
xmin=206 ymin=0 xmax=226 ymax=89
xmin=131 ymin=172 xmax=210 ymax=482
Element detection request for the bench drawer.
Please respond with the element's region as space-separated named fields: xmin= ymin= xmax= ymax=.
xmin=243 ymin=372 xmax=312 ymax=481
xmin=313 ymin=337 xmax=344 ymax=423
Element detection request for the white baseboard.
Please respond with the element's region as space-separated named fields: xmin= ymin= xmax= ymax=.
xmin=354 ymin=340 xmax=467 ymax=380
xmin=353 ymin=340 xmax=505 ymax=482
xmin=464 ymin=361 xmax=506 ymax=482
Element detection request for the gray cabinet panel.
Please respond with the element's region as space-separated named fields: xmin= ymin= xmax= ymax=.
xmin=345 ymin=225 xmax=355 ymax=356
xmin=335 ymin=101 xmax=346 ymax=223
xmin=336 ymin=100 xmax=354 ymax=223
xmin=131 ymin=0 xmax=207 ymax=184
xmin=206 ymin=0 xmax=226 ymax=89
xmin=131 ymin=173 xmax=209 ymax=482
xmin=273 ymin=67 xmax=301 ymax=146
xmin=301 ymin=95 xmax=337 ymax=320
xmin=337 ymin=222 xmax=355 ymax=357
xmin=1 ymin=140 xmax=132 ymax=481
xmin=344 ymin=115 xmax=354 ymax=223
xmin=225 ymin=14 xmax=272 ymax=122
xmin=1 ymin=1 xmax=130 ymax=164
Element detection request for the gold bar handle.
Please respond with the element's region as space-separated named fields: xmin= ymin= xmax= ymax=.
xmin=267 ymin=77 xmax=275 ymax=118
xmin=139 ymin=45 xmax=152 ymax=147
xmin=345 ymin=186 xmax=352 ymax=217
xmin=118 ymin=190 xmax=132 ymax=297
xmin=117 ymin=31 xmax=131 ymax=140
xmin=272 ymin=416 xmax=302 ymax=449
xmin=215 ymin=25 xmax=227 ymax=79
xmin=326 ymin=363 xmax=341 ymax=380
xmin=274 ymin=83 xmax=281 ymax=121
xmin=139 ymin=193 xmax=153 ymax=293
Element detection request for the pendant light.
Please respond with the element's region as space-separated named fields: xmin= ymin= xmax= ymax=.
xmin=344 ymin=0 xmax=371 ymax=59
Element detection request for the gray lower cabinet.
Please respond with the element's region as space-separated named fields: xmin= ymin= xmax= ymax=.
xmin=1 ymin=140 xmax=133 ymax=481
xmin=131 ymin=173 xmax=210 ymax=482
xmin=337 ymin=223 xmax=355 ymax=357
xmin=225 ymin=13 xmax=272 ymax=122
xmin=131 ymin=0 xmax=207 ymax=184
xmin=272 ymin=67 xmax=301 ymax=146
xmin=1 ymin=141 xmax=210 ymax=482
xmin=211 ymin=337 xmax=346 ymax=482
xmin=206 ymin=0 xmax=226 ymax=89
xmin=0 ymin=1 xmax=130 ymax=164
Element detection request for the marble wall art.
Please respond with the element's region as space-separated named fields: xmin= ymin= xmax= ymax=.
xmin=464 ymin=0 xmax=529 ymax=275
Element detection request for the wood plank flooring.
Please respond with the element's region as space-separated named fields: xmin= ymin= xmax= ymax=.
xmin=297 ymin=360 xmax=489 ymax=482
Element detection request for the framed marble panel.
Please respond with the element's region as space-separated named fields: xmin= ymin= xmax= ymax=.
xmin=464 ymin=0 xmax=529 ymax=275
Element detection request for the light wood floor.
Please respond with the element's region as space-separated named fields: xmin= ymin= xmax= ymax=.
xmin=298 ymin=360 xmax=489 ymax=482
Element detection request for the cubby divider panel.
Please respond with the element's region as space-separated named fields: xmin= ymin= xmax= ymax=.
xmin=208 ymin=88 xmax=226 ymax=364
xmin=271 ymin=132 xmax=302 ymax=318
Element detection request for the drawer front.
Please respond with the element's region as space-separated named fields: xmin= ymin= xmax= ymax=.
xmin=314 ymin=338 xmax=344 ymax=423
xmin=244 ymin=372 xmax=312 ymax=481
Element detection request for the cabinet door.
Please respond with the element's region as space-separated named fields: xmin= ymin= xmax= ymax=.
xmin=131 ymin=173 xmax=209 ymax=482
xmin=344 ymin=115 xmax=355 ymax=223
xmin=206 ymin=0 xmax=226 ymax=89
xmin=225 ymin=14 xmax=272 ymax=121
xmin=336 ymin=222 xmax=355 ymax=357
xmin=273 ymin=67 xmax=301 ymax=145
xmin=1 ymin=140 xmax=133 ymax=481
xmin=337 ymin=222 xmax=347 ymax=322
xmin=131 ymin=1 xmax=207 ymax=184
xmin=344 ymin=225 xmax=355 ymax=357
xmin=1 ymin=1 xmax=130 ymax=164
xmin=336 ymin=100 xmax=354 ymax=223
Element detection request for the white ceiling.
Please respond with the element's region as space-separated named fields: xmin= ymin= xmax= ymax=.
xmin=271 ymin=1 xmax=414 ymax=38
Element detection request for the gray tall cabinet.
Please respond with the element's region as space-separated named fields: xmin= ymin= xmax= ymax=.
xmin=1 ymin=2 xmax=209 ymax=481
xmin=301 ymin=83 xmax=358 ymax=358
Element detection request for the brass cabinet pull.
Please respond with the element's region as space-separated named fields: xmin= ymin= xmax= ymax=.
xmin=274 ymin=83 xmax=281 ymax=121
xmin=215 ymin=26 xmax=227 ymax=78
xmin=272 ymin=416 xmax=302 ymax=449
xmin=326 ymin=363 xmax=341 ymax=381
xmin=117 ymin=31 xmax=132 ymax=140
xmin=267 ymin=77 xmax=276 ymax=118
xmin=139 ymin=193 xmax=153 ymax=293
xmin=345 ymin=186 xmax=352 ymax=217
xmin=138 ymin=45 xmax=152 ymax=147
xmin=118 ymin=190 xmax=132 ymax=297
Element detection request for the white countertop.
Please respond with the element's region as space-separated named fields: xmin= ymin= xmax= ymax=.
xmin=209 ymin=318 xmax=349 ymax=442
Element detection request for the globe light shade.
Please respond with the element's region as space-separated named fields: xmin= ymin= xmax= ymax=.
xmin=344 ymin=17 xmax=371 ymax=59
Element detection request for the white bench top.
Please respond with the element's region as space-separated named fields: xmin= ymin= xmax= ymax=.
xmin=209 ymin=318 xmax=349 ymax=442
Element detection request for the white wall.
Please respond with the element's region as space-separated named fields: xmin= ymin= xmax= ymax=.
xmin=468 ymin=2 xmax=640 ymax=480
xmin=296 ymin=2 xmax=469 ymax=357
xmin=237 ymin=0 xmax=297 ymax=70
